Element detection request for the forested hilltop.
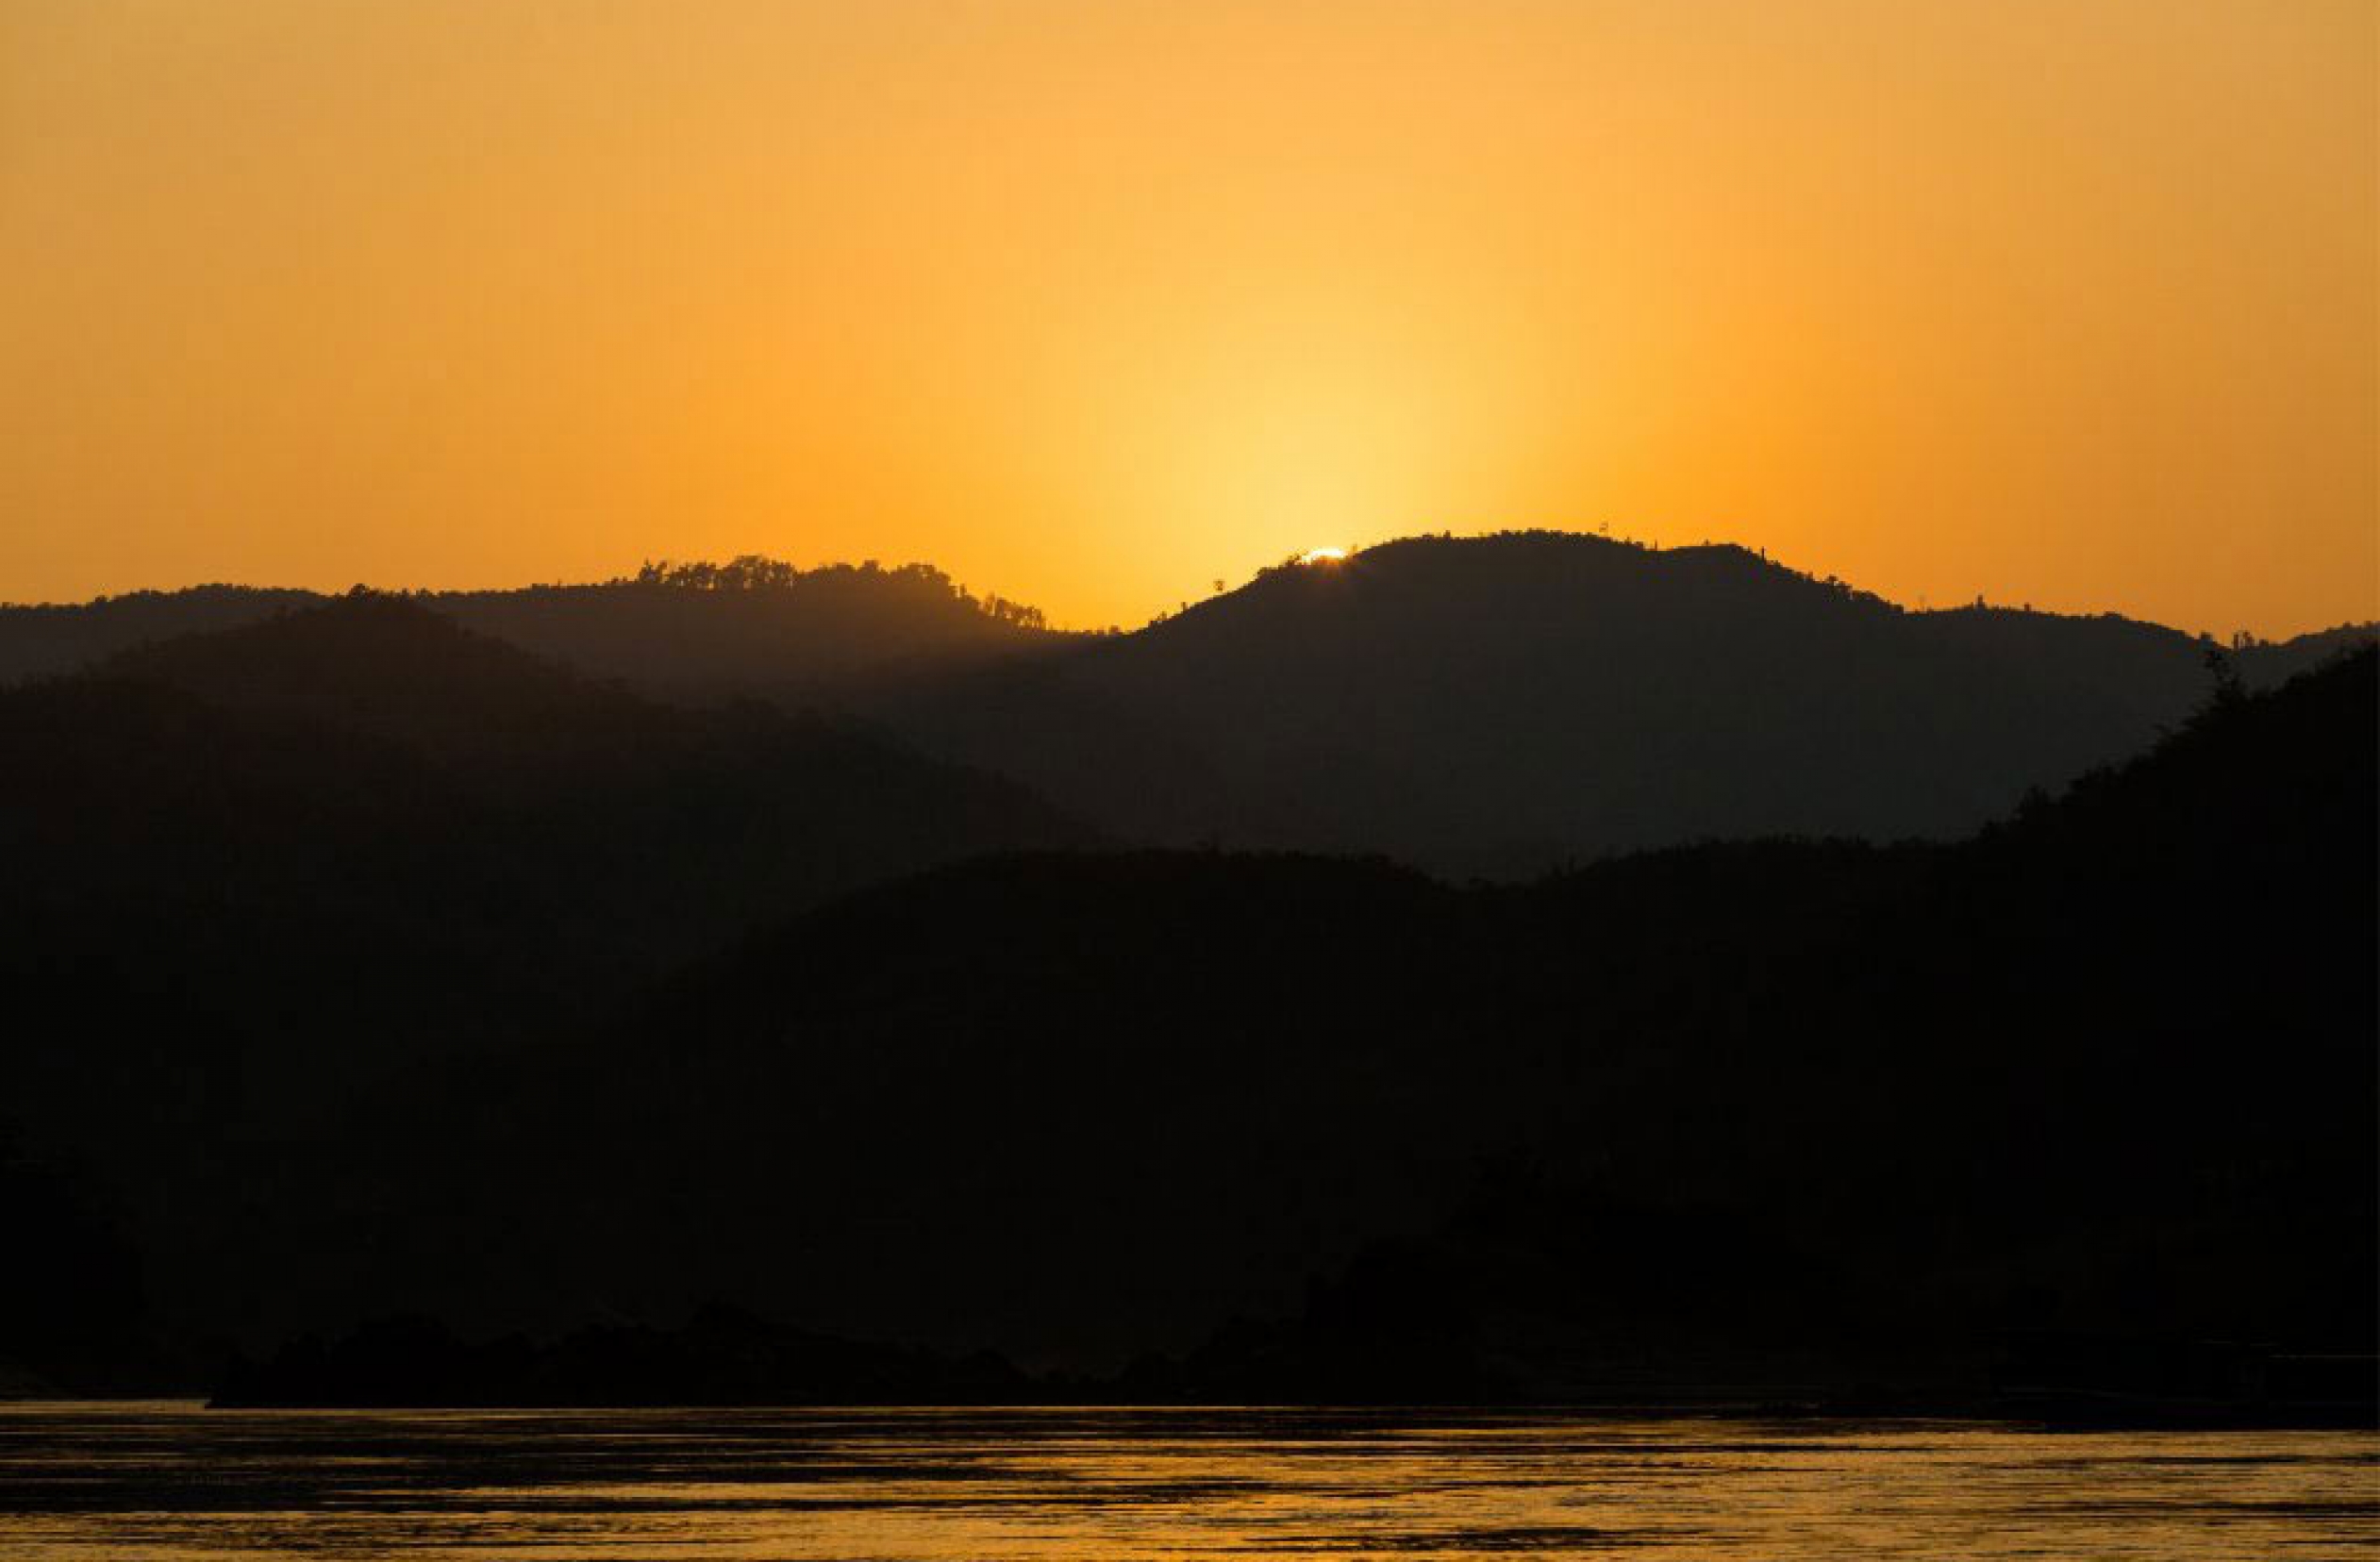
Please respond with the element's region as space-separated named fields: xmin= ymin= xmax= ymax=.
xmin=0 ymin=557 xmax=1072 ymax=694
xmin=855 ymin=534 xmax=2368 ymax=873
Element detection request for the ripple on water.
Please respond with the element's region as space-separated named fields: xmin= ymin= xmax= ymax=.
xmin=0 ymin=1404 xmax=2372 ymax=1561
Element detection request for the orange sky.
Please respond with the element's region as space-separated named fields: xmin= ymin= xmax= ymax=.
xmin=3 ymin=0 xmax=2372 ymax=636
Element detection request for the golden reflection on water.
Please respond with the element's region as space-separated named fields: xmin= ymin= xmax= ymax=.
xmin=0 ymin=1404 xmax=2372 ymax=1560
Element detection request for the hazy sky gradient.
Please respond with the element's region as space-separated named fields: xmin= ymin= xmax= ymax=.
xmin=4 ymin=0 xmax=2372 ymax=634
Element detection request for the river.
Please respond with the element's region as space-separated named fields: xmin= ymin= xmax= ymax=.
xmin=0 ymin=1403 xmax=2371 ymax=1558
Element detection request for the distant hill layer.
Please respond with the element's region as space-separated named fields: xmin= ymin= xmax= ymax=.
xmin=11 ymin=536 xmax=2361 ymax=872
xmin=0 ymin=557 xmax=1069 ymax=693
xmin=869 ymin=535 xmax=2372 ymax=872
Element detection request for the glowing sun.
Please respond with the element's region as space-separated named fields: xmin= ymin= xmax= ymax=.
xmin=1298 ymin=546 xmax=1350 ymax=565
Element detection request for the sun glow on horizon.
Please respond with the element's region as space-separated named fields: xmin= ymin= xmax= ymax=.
xmin=0 ymin=0 xmax=2371 ymax=637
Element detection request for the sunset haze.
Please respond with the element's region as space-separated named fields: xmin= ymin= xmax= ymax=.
xmin=4 ymin=0 xmax=2372 ymax=635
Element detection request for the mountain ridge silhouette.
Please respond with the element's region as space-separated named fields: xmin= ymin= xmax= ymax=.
xmin=26 ymin=532 xmax=2370 ymax=872
xmin=864 ymin=533 xmax=2370 ymax=870
xmin=0 ymin=540 xmax=2369 ymax=1402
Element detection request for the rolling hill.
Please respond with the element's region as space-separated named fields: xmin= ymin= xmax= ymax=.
xmin=0 ymin=557 xmax=1069 ymax=695
xmin=869 ymin=533 xmax=2370 ymax=873
xmin=0 ymin=593 xmax=1092 ymax=1388
xmin=10 ymin=537 xmax=2366 ymax=879
xmin=109 ymin=647 xmax=2374 ymax=1397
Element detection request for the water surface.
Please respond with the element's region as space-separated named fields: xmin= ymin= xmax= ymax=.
xmin=0 ymin=1403 xmax=2372 ymax=1558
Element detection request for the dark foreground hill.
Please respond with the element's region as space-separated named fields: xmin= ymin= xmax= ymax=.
xmin=0 ymin=594 xmax=1090 ymax=1389
xmin=4 ymin=593 xmax=1086 ymax=1033
xmin=213 ymin=1305 xmax=1036 ymax=1410
xmin=71 ymin=647 xmax=2371 ymax=1404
